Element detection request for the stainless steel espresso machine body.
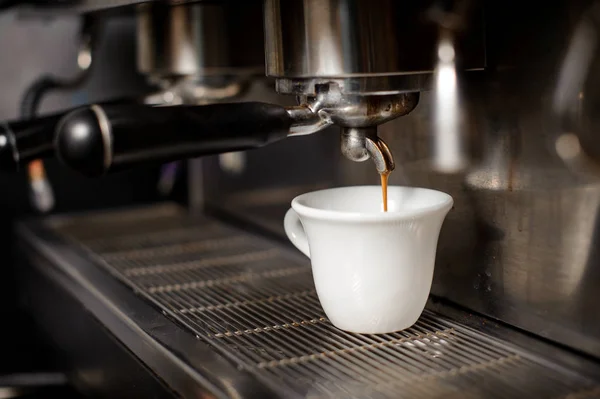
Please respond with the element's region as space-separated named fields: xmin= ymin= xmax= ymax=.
xmin=206 ymin=0 xmax=600 ymax=361
xmin=5 ymin=0 xmax=600 ymax=398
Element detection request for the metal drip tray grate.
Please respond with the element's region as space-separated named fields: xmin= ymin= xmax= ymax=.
xmin=51 ymin=206 xmax=600 ymax=399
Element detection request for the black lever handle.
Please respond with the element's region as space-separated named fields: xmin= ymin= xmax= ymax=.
xmin=0 ymin=113 xmax=63 ymax=172
xmin=55 ymin=102 xmax=293 ymax=177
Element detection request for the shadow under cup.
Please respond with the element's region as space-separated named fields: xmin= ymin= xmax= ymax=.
xmin=284 ymin=186 xmax=453 ymax=334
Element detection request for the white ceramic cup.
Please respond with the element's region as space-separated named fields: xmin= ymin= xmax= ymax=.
xmin=284 ymin=185 xmax=453 ymax=334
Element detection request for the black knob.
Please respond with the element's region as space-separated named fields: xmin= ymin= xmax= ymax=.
xmin=55 ymin=106 xmax=108 ymax=177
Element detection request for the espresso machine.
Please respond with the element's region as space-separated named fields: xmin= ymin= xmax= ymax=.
xmin=1 ymin=0 xmax=600 ymax=398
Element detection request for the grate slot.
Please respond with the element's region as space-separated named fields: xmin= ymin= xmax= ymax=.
xmin=121 ymin=248 xmax=279 ymax=276
xmin=60 ymin=215 xmax=197 ymax=243
xmin=102 ymin=236 xmax=249 ymax=260
xmin=143 ymin=262 xmax=307 ymax=293
xmin=50 ymin=208 xmax=600 ymax=399
xmin=83 ymin=224 xmax=233 ymax=253
xmin=124 ymin=249 xmax=277 ymax=278
xmin=154 ymin=268 xmax=312 ymax=308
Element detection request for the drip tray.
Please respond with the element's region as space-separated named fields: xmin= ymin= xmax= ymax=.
xmin=19 ymin=204 xmax=600 ymax=399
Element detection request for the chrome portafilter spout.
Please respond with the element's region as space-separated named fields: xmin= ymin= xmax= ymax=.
xmin=341 ymin=127 xmax=395 ymax=175
xmin=293 ymin=83 xmax=418 ymax=174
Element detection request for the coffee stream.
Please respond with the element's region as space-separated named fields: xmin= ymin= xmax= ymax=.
xmin=380 ymin=172 xmax=390 ymax=212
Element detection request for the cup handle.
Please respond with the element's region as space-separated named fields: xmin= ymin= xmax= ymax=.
xmin=284 ymin=208 xmax=311 ymax=258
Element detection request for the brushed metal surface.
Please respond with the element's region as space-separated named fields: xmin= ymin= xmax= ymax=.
xmin=42 ymin=204 xmax=600 ymax=399
xmin=375 ymin=0 xmax=600 ymax=358
xmin=13 ymin=1 xmax=202 ymax=15
xmin=264 ymin=0 xmax=485 ymax=79
xmin=19 ymin=204 xmax=281 ymax=399
xmin=136 ymin=1 xmax=264 ymax=79
xmin=201 ymin=0 xmax=600 ymax=362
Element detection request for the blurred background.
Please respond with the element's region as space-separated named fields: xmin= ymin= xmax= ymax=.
xmin=0 ymin=10 xmax=170 ymax=397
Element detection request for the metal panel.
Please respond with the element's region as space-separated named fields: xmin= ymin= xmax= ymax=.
xmin=199 ymin=0 xmax=600 ymax=361
xmin=18 ymin=248 xmax=178 ymax=398
xmin=18 ymin=205 xmax=281 ymax=399
xmin=42 ymin=204 xmax=600 ymax=399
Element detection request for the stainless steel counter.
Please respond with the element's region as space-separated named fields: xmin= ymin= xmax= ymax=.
xmin=17 ymin=203 xmax=600 ymax=398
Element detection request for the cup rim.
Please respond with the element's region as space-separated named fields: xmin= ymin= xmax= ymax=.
xmin=291 ymin=185 xmax=453 ymax=222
